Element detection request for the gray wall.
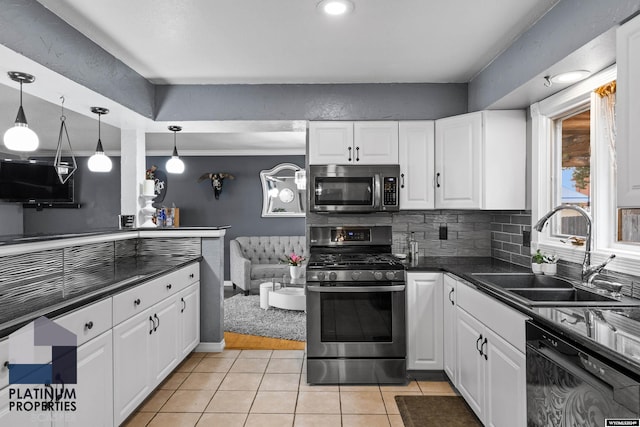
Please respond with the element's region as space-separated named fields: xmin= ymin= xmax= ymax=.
xmin=23 ymin=157 xmax=121 ymax=234
xmin=0 ymin=203 xmax=23 ymax=235
xmin=146 ymin=155 xmax=306 ymax=279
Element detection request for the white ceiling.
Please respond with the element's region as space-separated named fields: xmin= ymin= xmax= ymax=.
xmin=35 ymin=0 xmax=559 ymax=85
xmin=2 ymin=0 xmax=562 ymax=156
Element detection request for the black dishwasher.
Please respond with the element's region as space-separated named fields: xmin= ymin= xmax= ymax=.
xmin=526 ymin=321 xmax=640 ymax=426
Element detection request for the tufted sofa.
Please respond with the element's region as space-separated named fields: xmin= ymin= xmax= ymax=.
xmin=230 ymin=236 xmax=307 ymax=294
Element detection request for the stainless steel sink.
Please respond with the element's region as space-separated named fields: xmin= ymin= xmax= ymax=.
xmin=471 ymin=273 xmax=640 ymax=307
xmin=508 ymin=288 xmax=619 ymax=302
xmin=472 ymin=273 xmax=573 ymax=289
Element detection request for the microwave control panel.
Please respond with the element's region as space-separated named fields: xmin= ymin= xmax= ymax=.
xmin=383 ymin=177 xmax=398 ymax=206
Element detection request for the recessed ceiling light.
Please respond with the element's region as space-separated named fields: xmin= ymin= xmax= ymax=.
xmin=544 ymin=70 xmax=591 ymax=86
xmin=317 ymin=0 xmax=354 ymax=16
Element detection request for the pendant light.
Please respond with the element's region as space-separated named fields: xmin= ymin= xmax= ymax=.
xmin=166 ymin=125 xmax=185 ymax=174
xmin=87 ymin=107 xmax=112 ymax=173
xmin=53 ymin=96 xmax=77 ymax=184
xmin=3 ymin=71 xmax=39 ymax=152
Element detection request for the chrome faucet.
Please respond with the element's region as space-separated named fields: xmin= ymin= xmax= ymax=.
xmin=533 ymin=204 xmax=615 ymax=283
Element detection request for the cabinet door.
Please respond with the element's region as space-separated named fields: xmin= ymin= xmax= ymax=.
xmin=442 ymin=275 xmax=457 ymax=385
xmin=309 ymin=122 xmax=354 ymax=164
xmin=406 ymin=273 xmax=443 ymax=370
xmin=180 ymin=283 xmax=200 ymax=357
xmin=399 ymin=121 xmax=435 ymax=209
xmin=151 ymin=296 xmax=181 ymax=386
xmin=484 ymin=328 xmax=526 ymax=427
xmin=617 ymin=13 xmax=640 ymax=206
xmin=113 ymin=307 xmax=154 ymax=425
xmin=64 ymin=330 xmax=113 ymax=427
xmin=456 ymin=307 xmax=485 ymax=420
xmin=354 ymin=122 xmax=399 ymax=164
xmin=435 ymin=112 xmax=482 ymax=209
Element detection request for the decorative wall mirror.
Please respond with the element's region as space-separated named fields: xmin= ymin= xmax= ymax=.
xmin=260 ymin=163 xmax=306 ymax=217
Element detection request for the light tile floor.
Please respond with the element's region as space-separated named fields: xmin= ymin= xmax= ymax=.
xmin=122 ymin=350 xmax=458 ymax=427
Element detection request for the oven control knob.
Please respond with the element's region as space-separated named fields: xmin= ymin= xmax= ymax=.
xmin=351 ymin=271 xmax=361 ymax=280
xmin=329 ymin=272 xmax=338 ymax=281
xmin=317 ymin=272 xmax=325 ymax=281
xmin=385 ymin=271 xmax=396 ymax=280
xmin=374 ymin=271 xmax=384 ymax=280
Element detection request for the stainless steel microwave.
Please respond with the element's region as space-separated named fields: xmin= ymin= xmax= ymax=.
xmin=309 ymin=164 xmax=400 ymax=213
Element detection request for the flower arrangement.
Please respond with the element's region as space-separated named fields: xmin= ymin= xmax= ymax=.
xmin=531 ymin=249 xmax=545 ymax=264
xmin=282 ymin=252 xmax=305 ymax=266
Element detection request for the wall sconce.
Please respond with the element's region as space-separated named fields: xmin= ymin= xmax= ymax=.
xmin=166 ymin=125 xmax=185 ymax=174
xmin=3 ymin=71 xmax=39 ymax=152
xmin=88 ymin=107 xmax=112 ymax=173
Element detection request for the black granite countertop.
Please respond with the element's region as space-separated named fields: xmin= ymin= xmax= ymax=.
xmin=0 ymin=255 xmax=202 ymax=338
xmin=0 ymin=226 xmax=231 ymax=246
xmin=407 ymin=256 xmax=640 ymax=378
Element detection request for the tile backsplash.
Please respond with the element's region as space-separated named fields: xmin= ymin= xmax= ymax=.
xmin=491 ymin=210 xmax=532 ymax=268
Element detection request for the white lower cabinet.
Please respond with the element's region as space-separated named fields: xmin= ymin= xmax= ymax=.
xmin=406 ymin=273 xmax=443 ymax=370
xmin=455 ymin=280 xmax=527 ymax=427
xmin=180 ymin=283 xmax=201 ymax=357
xmin=113 ymin=280 xmax=200 ymax=425
xmin=62 ymin=330 xmax=114 ymax=427
xmin=113 ymin=306 xmax=155 ymax=425
xmin=442 ymin=274 xmax=457 ymax=384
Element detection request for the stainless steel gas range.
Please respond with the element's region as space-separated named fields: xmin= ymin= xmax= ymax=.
xmin=305 ymin=225 xmax=406 ymax=384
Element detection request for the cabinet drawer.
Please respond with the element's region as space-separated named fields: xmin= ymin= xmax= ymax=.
xmin=161 ymin=263 xmax=200 ymax=295
xmin=457 ymin=281 xmax=529 ymax=352
xmin=55 ymin=298 xmax=113 ymax=347
xmin=113 ymin=277 xmax=163 ymax=325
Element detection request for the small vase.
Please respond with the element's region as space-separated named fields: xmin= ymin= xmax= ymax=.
xmin=531 ymin=263 xmax=543 ymax=274
xmin=289 ymin=265 xmax=302 ymax=279
xmin=542 ymin=263 xmax=557 ymax=276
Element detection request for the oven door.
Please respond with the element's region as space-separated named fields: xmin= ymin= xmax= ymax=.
xmin=306 ymin=283 xmax=406 ymax=358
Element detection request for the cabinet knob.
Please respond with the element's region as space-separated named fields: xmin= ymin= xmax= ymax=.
xmin=167 ymin=284 xmax=172 ymax=290
xmin=448 ymin=288 xmax=455 ymax=305
xmin=84 ymin=321 xmax=94 ymax=330
xmin=436 ymin=172 xmax=441 ymax=188
xmin=355 ymin=146 xmax=360 ymax=162
xmin=476 ymin=334 xmax=483 ymax=355
xmin=189 ymin=273 xmax=195 ymax=279
xmin=3 ymin=361 xmax=9 ymax=368
xmin=348 ymin=146 xmax=352 ymax=162
xmin=134 ymin=298 xmax=141 ymax=306
xmin=400 ymin=173 xmax=405 ymax=189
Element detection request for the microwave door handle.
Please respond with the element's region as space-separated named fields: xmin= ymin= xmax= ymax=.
xmin=373 ymin=174 xmax=382 ymax=208
xmin=307 ymin=285 xmax=406 ymax=293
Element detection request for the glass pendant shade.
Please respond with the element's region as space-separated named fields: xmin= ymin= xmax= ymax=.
xmin=88 ymin=140 xmax=112 ymax=172
xmin=166 ymin=125 xmax=184 ymax=174
xmin=88 ymin=107 xmax=112 ymax=173
xmin=4 ymin=72 xmax=39 ymax=152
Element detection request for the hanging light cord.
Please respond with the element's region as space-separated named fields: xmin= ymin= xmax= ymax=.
xmin=60 ymin=96 xmax=66 ymax=122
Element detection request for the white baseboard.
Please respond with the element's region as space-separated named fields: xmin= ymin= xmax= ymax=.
xmin=195 ymin=340 xmax=226 ymax=352
xmin=224 ymin=280 xmax=233 ymax=287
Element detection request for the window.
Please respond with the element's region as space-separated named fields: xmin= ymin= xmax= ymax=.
xmin=532 ymin=65 xmax=640 ymax=276
xmin=552 ymin=108 xmax=591 ymax=238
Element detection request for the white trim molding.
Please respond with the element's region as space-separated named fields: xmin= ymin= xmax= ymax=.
xmin=195 ymin=340 xmax=226 ymax=353
xmin=531 ymin=65 xmax=640 ymax=277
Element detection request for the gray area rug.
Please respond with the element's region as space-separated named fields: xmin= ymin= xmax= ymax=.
xmin=224 ymin=294 xmax=306 ymax=341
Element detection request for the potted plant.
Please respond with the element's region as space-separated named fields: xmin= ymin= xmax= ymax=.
xmin=542 ymin=254 xmax=558 ymax=275
xmin=282 ymin=252 xmax=306 ymax=279
xmin=531 ymin=249 xmax=545 ymax=274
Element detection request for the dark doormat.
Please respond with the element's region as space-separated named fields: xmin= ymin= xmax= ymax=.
xmin=395 ymin=395 xmax=482 ymax=427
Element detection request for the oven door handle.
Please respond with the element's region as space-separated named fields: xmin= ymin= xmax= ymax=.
xmin=306 ymin=285 xmax=405 ymax=293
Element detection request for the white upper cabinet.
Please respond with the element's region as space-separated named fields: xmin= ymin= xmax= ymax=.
xmin=399 ymin=121 xmax=435 ymax=209
xmin=435 ymin=110 xmax=526 ymax=210
xmin=617 ymin=13 xmax=640 ymax=207
xmin=309 ymin=121 xmax=398 ymax=165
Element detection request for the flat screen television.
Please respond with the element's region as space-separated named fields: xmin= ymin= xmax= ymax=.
xmin=0 ymin=159 xmax=75 ymax=203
